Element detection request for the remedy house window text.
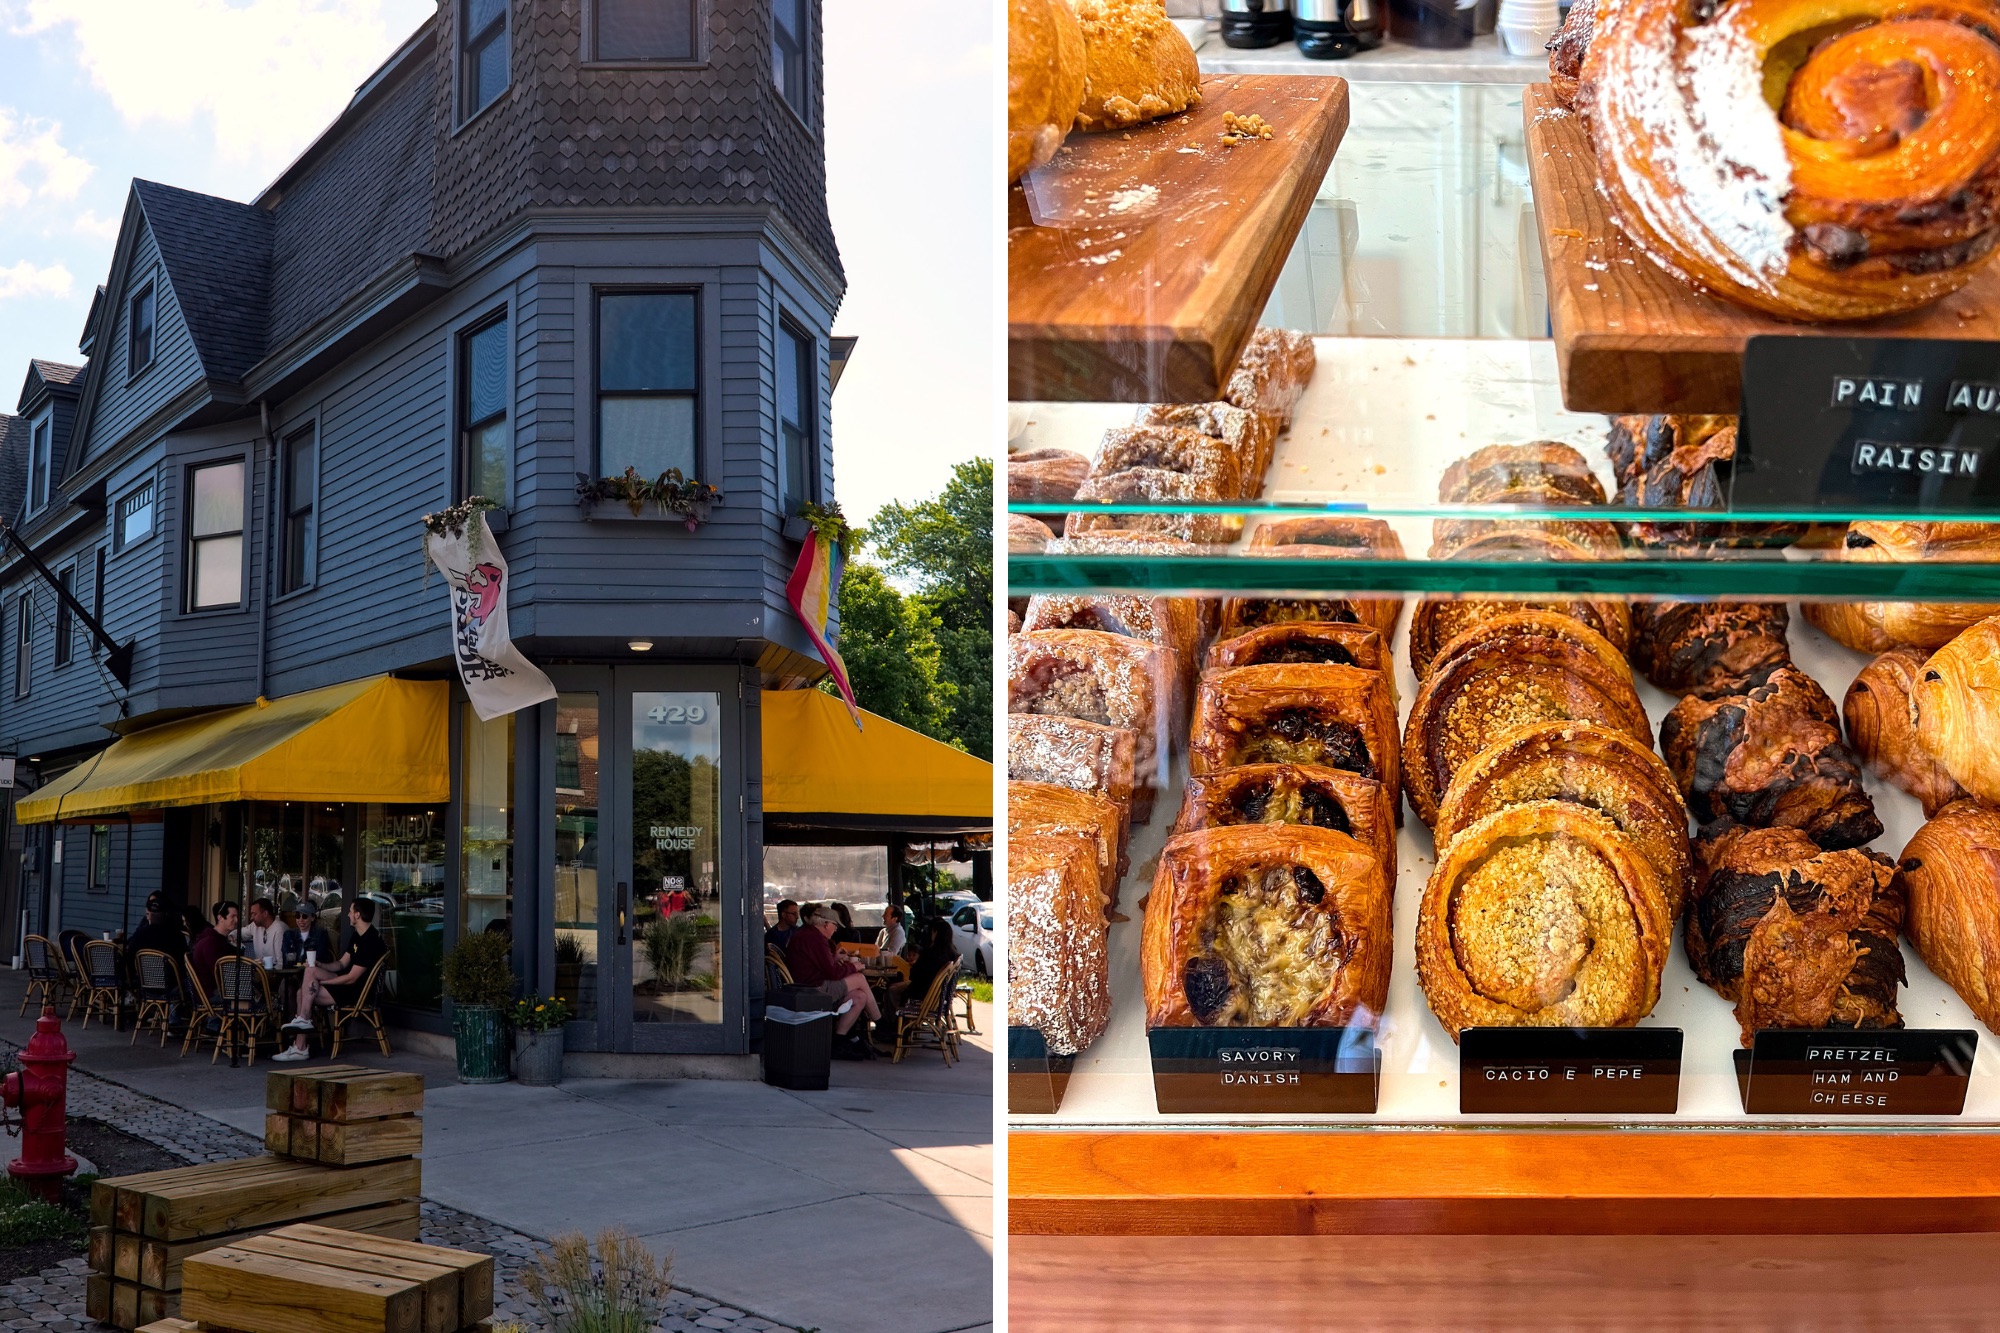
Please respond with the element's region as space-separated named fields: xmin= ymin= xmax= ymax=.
xmin=597 ymin=290 xmax=698 ymax=480
xmin=282 ymin=426 xmax=318 ymax=594
xmin=128 ymin=283 xmax=155 ymax=379
xmin=592 ymin=0 xmax=697 ymax=61
xmin=461 ymin=0 xmax=508 ymax=121
xmin=460 ymin=314 xmax=511 ymax=506
xmin=185 ymin=459 xmax=246 ymax=612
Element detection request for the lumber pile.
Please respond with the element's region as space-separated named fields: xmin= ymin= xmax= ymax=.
xmin=87 ymin=1068 xmax=430 ymax=1330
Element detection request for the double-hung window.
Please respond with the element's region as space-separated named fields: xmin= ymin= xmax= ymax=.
xmin=461 ymin=0 xmax=509 ymax=120
xmin=772 ymin=0 xmax=808 ymax=121
xmin=778 ymin=320 xmax=817 ymax=512
xmin=186 ymin=460 xmax=246 ymax=612
xmin=115 ymin=480 xmax=154 ymax=550
xmin=460 ymin=316 xmax=511 ymax=504
xmin=88 ymin=826 xmax=110 ymax=893
xmin=53 ymin=567 xmax=72 ymax=669
xmin=592 ymin=0 xmax=697 ymax=60
xmin=282 ymin=428 xmax=317 ymax=592
xmin=26 ymin=415 xmax=50 ymax=514
xmin=128 ymin=285 xmax=155 ymax=378
xmin=597 ymin=292 xmax=698 ymax=480
xmin=13 ymin=596 xmax=30 ymax=698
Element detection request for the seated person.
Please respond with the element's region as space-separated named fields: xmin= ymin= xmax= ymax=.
xmin=829 ymin=901 xmax=864 ymax=946
xmin=273 ymin=899 xmax=387 ymax=1062
xmin=785 ymin=904 xmax=882 ymax=1057
xmin=124 ymin=893 xmax=188 ymax=988
xmin=885 ymin=919 xmax=958 ymax=1023
xmin=283 ymin=908 xmax=333 ymax=969
xmin=764 ymin=899 xmax=800 ymax=954
xmin=879 ymin=907 xmax=908 ymax=958
xmin=232 ymin=897 xmax=286 ymax=966
xmin=188 ymin=902 xmax=240 ymax=995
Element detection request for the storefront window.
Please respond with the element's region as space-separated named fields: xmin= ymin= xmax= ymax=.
xmin=554 ymin=693 xmax=600 ymax=1021
xmin=360 ymin=803 xmax=446 ymax=1011
xmin=461 ymin=706 xmax=514 ymax=939
xmin=631 ymin=691 xmax=721 ymax=1026
xmin=762 ymin=845 xmax=888 ymax=926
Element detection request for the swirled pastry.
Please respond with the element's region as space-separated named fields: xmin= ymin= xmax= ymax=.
xmin=1009 ymin=830 xmax=1111 ymax=1055
xmin=1220 ymin=518 xmax=1406 ymax=641
xmin=1435 ymin=720 xmax=1692 ymax=918
xmin=1431 ymin=442 xmax=1620 ymax=557
xmin=1896 ymin=800 xmax=2000 ymax=1033
xmin=1009 ymin=780 xmax=1123 ymax=913
xmin=1007 ymin=0 xmax=1087 ymax=182
xmin=1175 ymin=763 xmax=1397 ymax=882
xmin=1630 ymin=600 xmax=1792 ymax=699
xmin=1135 ymin=401 xmax=1281 ymax=495
xmin=1071 ymin=0 xmax=1202 ymax=134
xmin=1912 ymin=614 xmax=2000 ymax=805
xmin=1841 ymin=523 xmax=2000 ymax=649
xmin=1579 ymin=0 xmax=2000 ymax=320
xmin=1845 ymin=647 xmax=1967 ymax=817
xmin=1407 ymin=530 xmax=1630 ymax=678
xmin=1224 ymin=328 xmax=1315 ymax=429
xmin=1660 ymin=665 xmax=1883 ymax=849
xmin=1143 ymin=824 xmax=1392 ymax=1028
xmin=1009 ymin=628 xmax=1170 ymax=821
xmin=1188 ymin=663 xmax=1401 ymax=818
xmin=1007 ymin=713 xmax=1138 ymax=849
xmin=1688 ymin=823 xmax=1904 ymax=1047
xmin=1802 ymin=598 xmax=1895 ymax=655
xmin=1403 ymin=616 xmax=1651 ymax=827
xmin=1417 ymin=801 xmax=1673 ymax=1039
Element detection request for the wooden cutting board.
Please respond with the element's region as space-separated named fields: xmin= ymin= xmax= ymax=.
xmin=1526 ymin=82 xmax=2000 ymax=415
xmin=1009 ymin=74 xmax=1349 ymax=404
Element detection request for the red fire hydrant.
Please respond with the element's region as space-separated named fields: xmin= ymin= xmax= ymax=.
xmin=3 ymin=1005 xmax=76 ymax=1201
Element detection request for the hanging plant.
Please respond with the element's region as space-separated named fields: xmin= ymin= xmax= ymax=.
xmin=420 ymin=495 xmax=502 ymax=577
xmin=796 ymin=499 xmax=856 ymax=556
xmin=574 ymin=468 xmax=723 ymax=531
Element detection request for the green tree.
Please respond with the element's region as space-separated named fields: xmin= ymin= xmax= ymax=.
xmin=863 ymin=458 xmax=993 ymax=758
xmin=827 ymin=562 xmax=956 ymax=743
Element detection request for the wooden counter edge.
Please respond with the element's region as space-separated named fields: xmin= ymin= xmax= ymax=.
xmin=1009 ymin=1130 xmax=2000 ymax=1235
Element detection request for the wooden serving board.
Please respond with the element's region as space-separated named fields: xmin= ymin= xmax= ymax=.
xmin=1009 ymin=74 xmax=1349 ymax=404
xmin=1525 ymin=83 xmax=2000 ymax=415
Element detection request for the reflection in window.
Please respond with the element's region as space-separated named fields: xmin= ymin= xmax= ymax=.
xmin=461 ymin=0 xmax=509 ymax=118
xmin=116 ymin=481 xmax=154 ymax=550
xmin=555 ymin=694 xmax=600 ymax=1021
xmin=771 ymin=0 xmax=808 ymax=120
xmin=187 ymin=460 xmax=245 ymax=611
xmin=88 ymin=826 xmax=110 ymax=893
xmin=597 ymin=292 xmax=697 ymax=480
xmin=778 ymin=320 xmax=815 ymax=512
xmin=631 ymin=691 xmax=722 ymax=1026
xmin=282 ymin=429 xmax=316 ymax=592
xmin=461 ymin=706 xmax=514 ymax=940
xmin=594 ymin=0 xmax=696 ymax=60
xmin=128 ymin=285 xmax=155 ymax=378
xmin=361 ymin=804 xmax=446 ymax=1012
xmin=461 ymin=314 xmax=511 ymax=505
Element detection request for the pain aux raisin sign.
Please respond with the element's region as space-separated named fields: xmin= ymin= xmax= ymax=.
xmin=1734 ymin=337 xmax=2000 ymax=512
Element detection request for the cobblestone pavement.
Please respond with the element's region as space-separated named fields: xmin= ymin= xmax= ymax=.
xmin=0 ymin=1045 xmax=803 ymax=1333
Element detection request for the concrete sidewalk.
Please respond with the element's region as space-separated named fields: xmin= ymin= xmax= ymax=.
xmin=0 ymin=971 xmax=993 ymax=1333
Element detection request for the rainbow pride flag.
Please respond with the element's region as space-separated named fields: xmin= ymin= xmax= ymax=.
xmin=785 ymin=530 xmax=862 ymax=729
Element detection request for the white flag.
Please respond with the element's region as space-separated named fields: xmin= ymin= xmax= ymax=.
xmin=425 ymin=512 xmax=556 ymax=721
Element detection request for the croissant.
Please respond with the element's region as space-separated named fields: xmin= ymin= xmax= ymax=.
xmin=1629 ymin=600 xmax=1791 ymax=700
xmin=1009 ymin=830 xmax=1112 ymax=1055
xmin=1802 ymin=598 xmax=1894 ymax=655
xmin=1911 ymin=615 xmax=2000 ymax=805
xmin=1143 ymin=824 xmax=1392 ymax=1028
xmin=1175 ymin=762 xmax=1397 ymax=882
xmin=1417 ymin=801 xmax=1673 ymax=1039
xmin=1844 ymin=648 xmax=1967 ymax=817
xmin=1407 ymin=530 xmax=1630 ymax=678
xmin=1403 ymin=616 xmax=1651 ymax=827
xmin=1008 ymin=780 xmax=1124 ymax=913
xmin=1840 ymin=523 xmax=2000 ymax=650
xmin=1896 ymin=800 xmax=2000 ymax=1033
xmin=1434 ymin=720 xmax=1692 ymax=919
xmin=1579 ymin=0 xmax=2000 ymax=321
xmin=1188 ymin=663 xmax=1401 ymax=817
xmin=1659 ymin=666 xmax=1883 ymax=849
xmin=1007 ymin=713 xmax=1138 ymax=849
xmin=1688 ymin=823 xmax=1904 ymax=1047
xmin=1221 ymin=518 xmax=1406 ymax=642
xmin=1008 ymin=628 xmax=1171 ymax=821
xmin=1134 ymin=402 xmax=1281 ymax=496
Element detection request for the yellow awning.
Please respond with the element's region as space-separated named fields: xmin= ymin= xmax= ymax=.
xmin=16 ymin=676 xmax=449 ymax=824
xmin=761 ymin=689 xmax=992 ymax=826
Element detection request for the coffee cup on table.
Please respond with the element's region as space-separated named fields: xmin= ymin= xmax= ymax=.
xmin=305 ymin=951 xmax=316 ymax=967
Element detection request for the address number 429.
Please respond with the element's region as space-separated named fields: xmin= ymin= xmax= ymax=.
xmin=647 ymin=704 xmax=707 ymax=724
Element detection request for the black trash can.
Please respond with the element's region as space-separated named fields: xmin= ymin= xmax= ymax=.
xmin=762 ymin=986 xmax=837 ymax=1090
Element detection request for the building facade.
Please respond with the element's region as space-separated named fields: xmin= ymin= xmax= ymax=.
xmin=0 ymin=0 xmax=847 ymax=1061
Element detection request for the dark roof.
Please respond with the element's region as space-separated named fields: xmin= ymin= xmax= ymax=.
xmin=30 ymin=361 xmax=82 ymax=389
xmin=0 ymin=414 xmax=25 ymax=524
xmin=131 ymin=180 xmax=273 ymax=385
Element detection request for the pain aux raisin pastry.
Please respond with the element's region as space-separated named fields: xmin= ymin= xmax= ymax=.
xmin=1897 ymin=800 xmax=2000 ymax=1034
xmin=1188 ymin=663 xmax=1401 ymax=818
xmin=1008 ymin=628 xmax=1170 ymax=822
xmin=1629 ymin=601 xmax=1792 ymax=700
xmin=1008 ymin=446 xmax=1090 ymax=505
xmin=1009 ymin=829 xmax=1113 ymax=1057
xmin=1176 ymin=763 xmax=1397 ymax=882
xmin=1911 ymin=615 xmax=2000 ymax=806
xmin=1403 ymin=614 xmax=1651 ymax=828
xmin=1687 ymin=824 xmax=1904 ymax=1047
xmin=1007 ymin=714 xmax=1138 ymax=850
xmin=1434 ymin=721 xmax=1692 ymax=919
xmin=1205 ymin=621 xmax=1396 ymax=709
xmin=1142 ymin=824 xmax=1392 ymax=1028
xmin=1832 ymin=523 xmax=2000 ymax=651
xmin=1844 ymin=648 xmax=1967 ymax=817
xmin=1220 ymin=518 xmax=1406 ymax=641
xmin=1614 ymin=424 xmax=1802 ymax=551
xmin=1660 ymin=665 xmax=1883 ymax=850
xmin=1135 ymin=401 xmax=1281 ymax=496
xmin=1021 ymin=594 xmax=1202 ymax=722
xmin=1417 ymin=801 xmax=1673 ymax=1038
xmin=1009 ymin=780 xmax=1123 ymax=913
xmin=1406 ymin=530 xmax=1630 ymax=678
xmin=1431 ymin=441 xmax=1621 ymax=558
xmin=1223 ymin=327 xmax=1315 ymax=430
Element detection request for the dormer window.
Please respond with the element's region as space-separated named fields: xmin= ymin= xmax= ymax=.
xmin=591 ymin=0 xmax=697 ymax=61
xmin=26 ymin=414 xmax=51 ymax=514
xmin=461 ymin=0 xmax=509 ymax=121
xmin=772 ymin=0 xmax=809 ymax=122
xmin=128 ymin=284 xmax=155 ymax=379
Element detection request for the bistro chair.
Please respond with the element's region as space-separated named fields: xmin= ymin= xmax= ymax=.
xmin=76 ymin=940 xmax=127 ymax=1031
xmin=322 ymin=956 xmax=392 ymax=1058
xmin=891 ymin=961 xmax=961 ymax=1067
xmin=954 ymin=974 xmax=981 ymax=1036
xmin=60 ymin=933 xmax=91 ymax=1020
xmin=765 ymin=947 xmax=794 ymax=989
xmin=213 ymin=957 xmax=278 ymax=1066
xmin=180 ymin=958 xmax=221 ymax=1058
xmin=130 ymin=949 xmax=178 ymax=1048
xmin=20 ymin=935 xmax=74 ymax=1016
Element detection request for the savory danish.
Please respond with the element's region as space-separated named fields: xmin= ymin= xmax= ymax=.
xmin=1417 ymin=801 xmax=1673 ymax=1038
xmin=1135 ymin=401 xmax=1281 ymax=494
xmin=1845 ymin=648 xmax=1967 ymax=817
xmin=1091 ymin=425 xmax=1246 ymax=501
xmin=1008 ymin=780 xmax=1123 ymax=912
xmin=1188 ymin=662 xmax=1400 ymax=808
xmin=1142 ymin=824 xmax=1392 ymax=1028
xmin=1007 ymin=713 xmax=1139 ymax=841
xmin=1407 ymin=530 xmax=1631 ymax=678
xmin=1021 ymin=594 xmax=1203 ymax=722
xmin=1911 ymin=615 xmax=2000 ymax=805
xmin=1008 ymin=628 xmax=1170 ymax=821
xmin=1629 ymin=600 xmax=1792 ymax=700
xmin=1008 ymin=447 xmax=1091 ymax=505
xmin=1841 ymin=524 xmax=2000 ymax=650
xmin=1897 ymin=800 xmax=2000 ymax=1033
xmin=1220 ymin=517 xmax=1405 ymax=640
xmin=1434 ymin=720 xmax=1692 ymax=918
xmin=1659 ymin=666 xmax=1883 ymax=849
xmin=1687 ymin=823 xmax=1904 ymax=1047
xmin=1066 ymin=467 xmax=1242 ymax=545
xmin=1223 ymin=328 xmax=1316 ymax=429
xmin=1070 ymin=0 xmax=1202 ymax=134
xmin=1403 ymin=617 xmax=1651 ymax=828
xmin=1205 ymin=621 xmax=1396 ymax=709
xmin=1175 ymin=763 xmax=1397 ymax=882
xmin=1008 ymin=830 xmax=1112 ymax=1056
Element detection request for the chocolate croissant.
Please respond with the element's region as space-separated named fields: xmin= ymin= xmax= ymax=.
xmin=1844 ymin=648 xmax=1967 ymax=818
xmin=1417 ymin=801 xmax=1673 ymax=1039
xmin=1143 ymin=824 xmax=1391 ymax=1028
xmin=1008 ymin=628 xmax=1171 ymax=822
xmin=1911 ymin=615 xmax=2000 ymax=806
xmin=1009 ymin=830 xmax=1112 ymax=1056
xmin=1603 ymin=415 xmax=1735 ymax=491
xmin=1629 ymin=600 xmax=1792 ymax=700
xmin=1687 ymin=823 xmax=1904 ymax=1048
xmin=1407 ymin=530 xmax=1630 ymax=678
xmin=1896 ymin=800 xmax=2000 ymax=1033
xmin=1615 ymin=426 xmax=1803 ymax=551
xmin=1175 ymin=763 xmax=1397 ymax=882
xmin=1188 ymin=663 xmax=1401 ymax=818
xmin=1659 ymin=666 xmax=1883 ymax=850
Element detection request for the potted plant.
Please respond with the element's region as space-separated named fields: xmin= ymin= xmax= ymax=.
xmin=642 ymin=914 xmax=700 ymax=991
xmin=512 ymin=994 xmax=569 ymax=1087
xmin=443 ymin=932 xmax=515 ymax=1084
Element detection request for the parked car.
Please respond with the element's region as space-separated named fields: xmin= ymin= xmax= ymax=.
xmin=950 ymin=902 xmax=996 ymax=978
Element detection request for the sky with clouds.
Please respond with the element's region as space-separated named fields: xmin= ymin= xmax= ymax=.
xmin=0 ymin=0 xmax=992 ymax=527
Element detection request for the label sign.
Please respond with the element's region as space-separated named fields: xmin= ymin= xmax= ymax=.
xmin=1735 ymin=337 xmax=2000 ymax=512
xmin=1460 ymin=1027 xmax=1683 ymax=1114
xmin=1148 ymin=1027 xmax=1379 ymax=1114
xmin=1008 ymin=1026 xmax=1076 ymax=1115
xmin=1734 ymin=1029 xmax=1977 ymax=1116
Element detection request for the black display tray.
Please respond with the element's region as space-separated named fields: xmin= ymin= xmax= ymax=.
xmin=1008 ymin=1026 xmax=1078 ymax=1115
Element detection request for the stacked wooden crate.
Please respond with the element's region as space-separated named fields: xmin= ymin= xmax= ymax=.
xmin=87 ymin=1068 xmax=426 ymax=1329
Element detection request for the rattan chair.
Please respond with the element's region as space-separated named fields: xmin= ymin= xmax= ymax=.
xmin=214 ymin=957 xmax=278 ymax=1065
xmin=61 ymin=934 xmax=91 ymax=1020
xmin=321 ymin=955 xmax=391 ymax=1057
xmin=765 ymin=946 xmax=794 ymax=989
xmin=179 ymin=957 xmax=220 ymax=1058
xmin=130 ymin=949 xmax=178 ymax=1047
xmin=75 ymin=940 xmax=127 ymax=1030
xmin=20 ymin=935 xmax=74 ymax=1016
xmin=954 ymin=973 xmax=980 ymax=1036
xmin=891 ymin=960 xmax=961 ymax=1066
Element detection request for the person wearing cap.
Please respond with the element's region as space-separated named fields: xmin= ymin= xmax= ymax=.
xmin=785 ymin=904 xmax=882 ymax=1058
xmin=124 ymin=894 xmax=188 ymax=992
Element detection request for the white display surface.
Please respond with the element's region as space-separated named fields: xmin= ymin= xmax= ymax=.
xmin=1010 ymin=337 xmax=2000 ymax=1128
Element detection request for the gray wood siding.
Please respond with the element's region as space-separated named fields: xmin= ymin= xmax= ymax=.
xmin=55 ymin=823 xmax=162 ymax=939
xmin=87 ymin=225 xmax=204 ymax=462
xmin=150 ymin=432 xmax=265 ymax=703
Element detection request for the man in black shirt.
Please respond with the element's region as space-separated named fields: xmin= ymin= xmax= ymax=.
xmin=273 ymin=899 xmax=388 ymax=1062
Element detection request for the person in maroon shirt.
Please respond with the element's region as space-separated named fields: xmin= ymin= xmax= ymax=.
xmin=786 ymin=904 xmax=881 ymax=1052
xmin=188 ymin=901 xmax=239 ymax=995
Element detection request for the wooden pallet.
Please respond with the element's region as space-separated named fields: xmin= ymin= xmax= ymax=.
xmin=181 ymin=1223 xmax=494 ymax=1333
xmin=265 ymin=1069 xmax=425 ymax=1166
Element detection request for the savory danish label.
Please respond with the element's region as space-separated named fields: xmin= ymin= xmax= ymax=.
xmin=1460 ymin=1027 xmax=1682 ymax=1114
xmin=1148 ymin=1027 xmax=1379 ymax=1114
xmin=1736 ymin=1029 xmax=1977 ymax=1116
